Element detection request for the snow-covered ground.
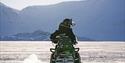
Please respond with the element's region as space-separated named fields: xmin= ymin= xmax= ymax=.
xmin=0 ymin=41 xmax=125 ymax=63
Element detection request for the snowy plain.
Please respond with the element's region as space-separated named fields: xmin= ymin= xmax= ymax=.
xmin=0 ymin=41 xmax=125 ymax=63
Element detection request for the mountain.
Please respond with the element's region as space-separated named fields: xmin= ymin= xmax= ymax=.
xmin=0 ymin=30 xmax=91 ymax=41
xmin=19 ymin=0 xmax=125 ymax=41
xmin=0 ymin=0 xmax=125 ymax=41
xmin=0 ymin=30 xmax=50 ymax=41
xmin=0 ymin=2 xmax=19 ymax=35
xmin=77 ymin=36 xmax=94 ymax=41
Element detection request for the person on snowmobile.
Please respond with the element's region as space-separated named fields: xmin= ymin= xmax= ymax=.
xmin=50 ymin=18 xmax=77 ymax=45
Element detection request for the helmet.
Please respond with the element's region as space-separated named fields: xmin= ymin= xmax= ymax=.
xmin=63 ymin=18 xmax=72 ymax=24
xmin=60 ymin=18 xmax=75 ymax=28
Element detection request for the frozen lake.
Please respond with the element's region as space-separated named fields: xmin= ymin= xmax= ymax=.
xmin=0 ymin=41 xmax=125 ymax=63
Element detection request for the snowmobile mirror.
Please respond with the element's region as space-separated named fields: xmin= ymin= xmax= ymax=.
xmin=71 ymin=21 xmax=76 ymax=27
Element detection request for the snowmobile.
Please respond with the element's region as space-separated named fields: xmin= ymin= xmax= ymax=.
xmin=50 ymin=34 xmax=81 ymax=63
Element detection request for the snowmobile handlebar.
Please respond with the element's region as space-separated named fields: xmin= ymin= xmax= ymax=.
xmin=50 ymin=48 xmax=55 ymax=53
xmin=75 ymin=48 xmax=79 ymax=52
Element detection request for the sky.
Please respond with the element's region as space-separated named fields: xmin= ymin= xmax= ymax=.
xmin=0 ymin=0 xmax=84 ymax=10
